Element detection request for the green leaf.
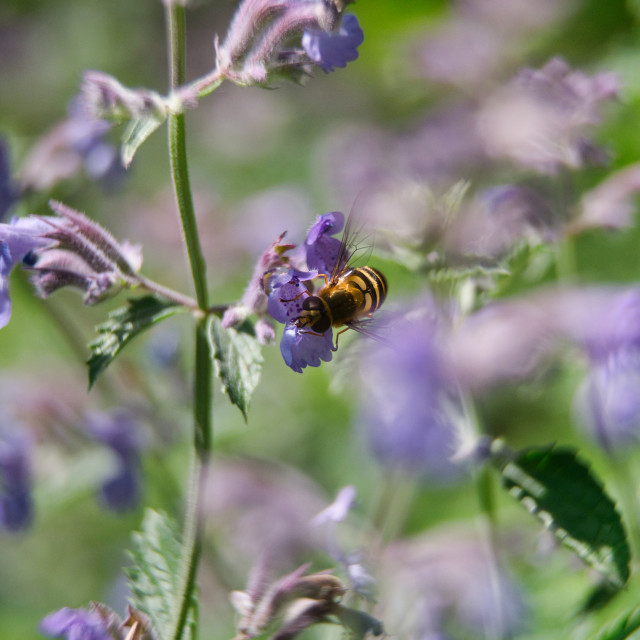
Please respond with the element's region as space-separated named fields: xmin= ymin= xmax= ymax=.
xmin=209 ymin=317 xmax=263 ymax=420
xmin=121 ymin=113 xmax=166 ymax=168
xmin=126 ymin=509 xmax=197 ymax=640
xmin=87 ymin=296 xmax=183 ymax=388
xmin=495 ymin=444 xmax=630 ymax=588
xmin=589 ymin=606 xmax=640 ymax=640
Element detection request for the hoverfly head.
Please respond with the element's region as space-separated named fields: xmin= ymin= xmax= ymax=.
xmin=296 ymin=295 xmax=331 ymax=333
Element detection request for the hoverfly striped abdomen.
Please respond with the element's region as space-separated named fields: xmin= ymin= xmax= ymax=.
xmin=296 ymin=265 xmax=388 ymax=334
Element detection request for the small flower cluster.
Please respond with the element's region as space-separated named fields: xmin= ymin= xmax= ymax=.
xmin=230 ymin=563 xmax=382 ymax=640
xmin=215 ymin=0 xmax=364 ymax=86
xmin=265 ymin=211 xmax=345 ymax=372
xmin=0 ymin=200 xmax=142 ymax=328
xmin=40 ymin=603 xmax=153 ymax=640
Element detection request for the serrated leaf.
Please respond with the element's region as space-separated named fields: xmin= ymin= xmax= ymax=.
xmin=589 ymin=606 xmax=640 ymax=640
xmin=87 ymin=296 xmax=183 ymax=388
xmin=496 ymin=445 xmax=630 ymax=587
xmin=126 ymin=509 xmax=197 ymax=640
xmin=209 ymin=317 xmax=263 ymax=420
xmin=121 ymin=113 xmax=166 ymax=168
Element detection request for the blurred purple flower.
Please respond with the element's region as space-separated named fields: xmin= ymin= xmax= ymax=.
xmin=356 ymin=310 xmax=469 ymax=480
xmin=576 ymin=162 xmax=640 ymax=231
xmin=0 ymin=137 xmax=19 ymax=220
xmin=0 ymin=216 xmax=54 ymax=329
xmin=265 ymin=211 xmax=349 ymax=372
xmin=0 ymin=433 xmax=33 ymax=532
xmin=88 ymin=410 xmax=141 ymax=512
xmin=11 ymin=201 xmax=142 ymax=313
xmin=302 ymin=13 xmax=364 ymax=73
xmin=39 ymin=607 xmax=111 ymax=640
xmin=575 ymin=349 xmax=640 ymax=453
xmin=446 ymin=183 xmax=558 ymax=259
xmin=216 ymin=0 xmax=359 ymax=85
xmin=478 ymin=57 xmax=619 ymax=174
xmin=567 ymin=289 xmax=640 ymax=452
xmin=380 ymin=527 xmax=525 ymax=639
xmin=20 ymin=99 xmax=124 ymax=193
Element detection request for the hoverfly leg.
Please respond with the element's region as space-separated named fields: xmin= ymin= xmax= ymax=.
xmin=280 ymin=289 xmax=309 ymax=303
xmin=332 ymin=327 xmax=350 ymax=352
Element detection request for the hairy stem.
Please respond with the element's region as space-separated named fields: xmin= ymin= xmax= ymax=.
xmin=165 ymin=4 xmax=213 ymax=640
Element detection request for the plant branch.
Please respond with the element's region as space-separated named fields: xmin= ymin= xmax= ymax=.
xmin=165 ymin=4 xmax=214 ymax=640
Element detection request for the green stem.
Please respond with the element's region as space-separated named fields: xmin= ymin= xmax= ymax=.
xmin=165 ymin=4 xmax=214 ymax=640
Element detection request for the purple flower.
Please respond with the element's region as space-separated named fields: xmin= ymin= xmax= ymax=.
xmin=39 ymin=607 xmax=111 ymax=640
xmin=0 ymin=137 xmax=19 ymax=220
xmin=0 ymin=434 xmax=33 ymax=531
xmin=20 ymin=98 xmax=125 ymax=192
xmin=477 ymin=57 xmax=619 ymax=174
xmin=380 ymin=528 xmax=525 ymax=639
xmin=575 ymin=349 xmax=640 ymax=453
xmin=356 ymin=310 xmax=468 ymax=480
xmin=302 ymin=13 xmax=364 ymax=73
xmin=304 ymin=211 xmax=344 ymax=273
xmin=215 ymin=0 xmax=361 ymax=86
xmin=265 ymin=211 xmax=350 ymax=372
xmin=222 ymin=232 xmax=296 ymax=345
xmin=279 ymin=322 xmax=334 ymax=372
xmin=88 ymin=410 xmax=141 ymax=512
xmin=0 ymin=217 xmax=53 ymax=329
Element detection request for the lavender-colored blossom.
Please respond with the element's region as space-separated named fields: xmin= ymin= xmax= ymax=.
xmin=39 ymin=607 xmax=111 ymax=640
xmin=302 ymin=13 xmax=364 ymax=73
xmin=477 ymin=57 xmax=619 ymax=174
xmin=265 ymin=211 xmax=354 ymax=371
xmin=20 ymin=99 xmax=124 ymax=193
xmin=356 ymin=311 xmax=468 ymax=480
xmin=222 ymin=232 xmax=295 ymax=344
xmin=15 ymin=201 xmax=142 ymax=309
xmin=0 ymin=216 xmax=53 ymax=329
xmin=0 ymin=434 xmax=33 ymax=531
xmin=304 ymin=210 xmax=344 ymax=273
xmin=574 ymin=349 xmax=640 ymax=453
xmin=215 ymin=0 xmax=360 ymax=86
xmin=88 ymin=410 xmax=141 ymax=512
xmin=279 ymin=322 xmax=334 ymax=372
xmin=576 ymin=162 xmax=640 ymax=231
xmin=0 ymin=138 xmax=19 ymax=220
xmin=380 ymin=528 xmax=525 ymax=639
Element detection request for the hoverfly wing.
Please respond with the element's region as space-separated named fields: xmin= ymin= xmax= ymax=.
xmin=345 ymin=316 xmax=392 ymax=347
xmin=329 ymin=196 xmax=372 ymax=284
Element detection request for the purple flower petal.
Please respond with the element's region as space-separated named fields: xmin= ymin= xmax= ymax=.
xmin=357 ymin=316 xmax=465 ymax=480
xmin=266 ymin=268 xmax=318 ymax=324
xmin=280 ymin=323 xmax=333 ymax=373
xmin=304 ymin=211 xmax=345 ymax=275
xmin=87 ymin=410 xmax=142 ymax=512
xmin=0 ymin=434 xmax=32 ymax=531
xmin=39 ymin=607 xmax=111 ymax=640
xmin=302 ymin=14 xmax=364 ymax=74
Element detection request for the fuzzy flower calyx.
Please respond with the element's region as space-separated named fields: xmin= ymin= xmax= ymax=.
xmin=223 ymin=232 xmax=295 ymax=345
xmin=216 ymin=0 xmax=363 ymax=86
xmin=0 ymin=201 xmax=143 ymax=328
xmin=25 ymin=201 xmax=142 ymax=305
xmin=231 ymin=564 xmax=382 ymax=640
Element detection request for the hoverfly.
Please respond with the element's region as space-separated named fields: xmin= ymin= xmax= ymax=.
xmin=293 ymin=209 xmax=388 ymax=346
